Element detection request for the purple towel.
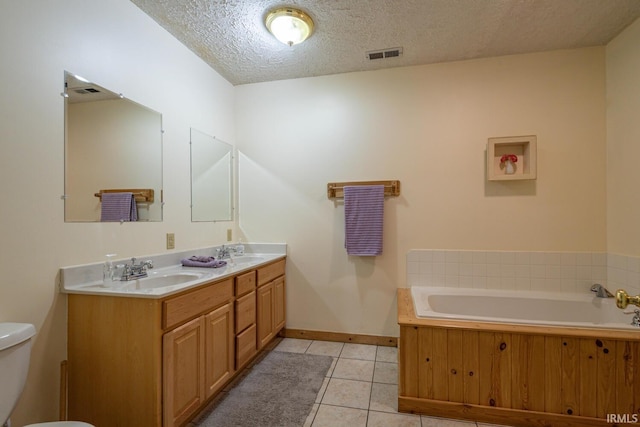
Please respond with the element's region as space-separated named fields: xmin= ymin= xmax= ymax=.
xmin=100 ymin=192 xmax=138 ymax=222
xmin=181 ymin=256 xmax=227 ymax=268
xmin=344 ymin=185 xmax=384 ymax=256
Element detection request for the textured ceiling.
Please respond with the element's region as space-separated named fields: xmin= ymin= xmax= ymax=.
xmin=131 ymin=0 xmax=640 ymax=86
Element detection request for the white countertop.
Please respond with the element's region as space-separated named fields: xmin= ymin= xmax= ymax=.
xmin=60 ymin=243 xmax=286 ymax=299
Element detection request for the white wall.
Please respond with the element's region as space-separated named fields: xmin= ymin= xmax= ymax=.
xmin=0 ymin=0 xmax=235 ymax=424
xmin=235 ymin=47 xmax=607 ymax=338
xmin=606 ymin=18 xmax=640 ymax=257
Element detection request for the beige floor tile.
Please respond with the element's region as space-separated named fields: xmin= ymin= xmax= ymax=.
xmin=368 ymin=382 xmax=397 ymax=413
xmin=367 ymin=410 xmax=421 ymax=427
xmin=373 ymin=361 xmax=398 ymax=384
xmin=307 ymin=340 xmax=345 ymax=357
xmin=340 ymin=343 xmax=377 ymax=360
xmin=191 ymin=338 xmax=487 ymax=427
xmin=421 ymin=416 xmax=477 ymax=426
xmin=375 ymin=346 xmax=398 ymax=363
xmin=321 ymin=378 xmax=372 ymax=409
xmin=312 ymin=404 xmax=368 ymax=427
xmin=332 ymin=358 xmax=375 ymax=382
xmin=275 ymin=337 xmax=312 ymax=353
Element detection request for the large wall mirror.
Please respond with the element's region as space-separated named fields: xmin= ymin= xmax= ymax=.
xmin=63 ymin=71 xmax=163 ymax=222
xmin=190 ymin=129 xmax=233 ymax=221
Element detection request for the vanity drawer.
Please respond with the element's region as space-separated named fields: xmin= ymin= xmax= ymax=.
xmin=235 ymin=271 xmax=256 ymax=296
xmin=163 ymin=278 xmax=233 ymax=329
xmin=235 ymin=291 xmax=256 ymax=333
xmin=257 ymin=259 xmax=285 ymax=286
xmin=236 ymin=324 xmax=257 ymax=369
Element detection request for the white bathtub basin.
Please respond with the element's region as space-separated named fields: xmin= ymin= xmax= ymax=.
xmin=411 ymin=286 xmax=636 ymax=330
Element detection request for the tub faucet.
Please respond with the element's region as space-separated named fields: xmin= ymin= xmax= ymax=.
xmin=616 ymin=289 xmax=640 ymax=308
xmin=591 ymin=283 xmax=613 ymax=298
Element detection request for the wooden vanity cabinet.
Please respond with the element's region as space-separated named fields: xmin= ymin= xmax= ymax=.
xmin=256 ymin=259 xmax=286 ymax=350
xmin=67 ymin=257 xmax=285 ymax=427
xmin=163 ymin=299 xmax=234 ymax=427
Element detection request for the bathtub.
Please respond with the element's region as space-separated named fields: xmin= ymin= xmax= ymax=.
xmin=411 ymin=286 xmax=636 ymax=330
xmin=398 ymin=287 xmax=640 ymax=427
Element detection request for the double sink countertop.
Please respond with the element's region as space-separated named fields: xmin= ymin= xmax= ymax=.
xmin=60 ymin=243 xmax=286 ymax=299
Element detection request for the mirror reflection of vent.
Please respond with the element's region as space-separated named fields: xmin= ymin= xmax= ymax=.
xmin=74 ymin=88 xmax=101 ymax=94
xmin=366 ymin=47 xmax=403 ymax=60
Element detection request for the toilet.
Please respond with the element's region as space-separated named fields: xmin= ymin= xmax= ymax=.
xmin=0 ymin=323 xmax=94 ymax=427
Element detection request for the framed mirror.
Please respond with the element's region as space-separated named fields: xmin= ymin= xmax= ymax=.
xmin=190 ymin=129 xmax=233 ymax=221
xmin=63 ymin=71 xmax=163 ymax=222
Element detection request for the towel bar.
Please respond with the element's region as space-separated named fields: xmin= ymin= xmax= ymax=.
xmin=95 ymin=189 xmax=154 ymax=203
xmin=327 ymin=180 xmax=400 ymax=199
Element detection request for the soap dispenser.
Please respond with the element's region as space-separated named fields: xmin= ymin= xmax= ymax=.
xmin=236 ymin=239 xmax=245 ymax=256
xmin=103 ymin=253 xmax=117 ymax=286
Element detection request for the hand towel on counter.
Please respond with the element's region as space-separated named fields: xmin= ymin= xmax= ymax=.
xmin=344 ymin=185 xmax=384 ymax=256
xmin=181 ymin=256 xmax=227 ymax=268
xmin=100 ymin=192 xmax=138 ymax=222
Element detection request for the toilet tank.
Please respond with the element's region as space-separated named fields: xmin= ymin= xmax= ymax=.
xmin=0 ymin=323 xmax=36 ymax=425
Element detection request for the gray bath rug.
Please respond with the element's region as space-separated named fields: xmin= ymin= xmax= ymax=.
xmin=193 ymin=350 xmax=333 ymax=427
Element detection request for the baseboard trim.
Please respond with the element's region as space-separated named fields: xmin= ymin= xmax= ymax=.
xmin=280 ymin=328 xmax=397 ymax=347
xmin=398 ymin=396 xmax=610 ymax=427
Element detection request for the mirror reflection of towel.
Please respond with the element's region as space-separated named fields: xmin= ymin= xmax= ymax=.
xmin=100 ymin=192 xmax=138 ymax=222
xmin=344 ymin=185 xmax=384 ymax=256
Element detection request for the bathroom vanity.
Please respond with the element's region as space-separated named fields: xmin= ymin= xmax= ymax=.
xmin=64 ymin=253 xmax=285 ymax=427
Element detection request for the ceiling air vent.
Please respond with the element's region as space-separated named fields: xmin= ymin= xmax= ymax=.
xmin=366 ymin=47 xmax=403 ymax=61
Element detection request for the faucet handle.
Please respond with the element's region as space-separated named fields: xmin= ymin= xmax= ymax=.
xmin=616 ymin=289 xmax=640 ymax=309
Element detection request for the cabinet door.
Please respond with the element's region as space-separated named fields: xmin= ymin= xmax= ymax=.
xmin=204 ymin=302 xmax=234 ymax=399
xmin=274 ymin=276 xmax=286 ymax=332
xmin=163 ymin=316 xmax=205 ymax=427
xmin=257 ymin=282 xmax=274 ymax=350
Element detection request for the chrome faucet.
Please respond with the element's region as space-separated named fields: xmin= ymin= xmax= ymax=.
xmin=216 ymin=245 xmax=236 ymax=260
xmin=591 ymin=283 xmax=614 ymax=298
xmin=120 ymin=257 xmax=153 ymax=281
xmin=627 ymin=309 xmax=640 ymax=327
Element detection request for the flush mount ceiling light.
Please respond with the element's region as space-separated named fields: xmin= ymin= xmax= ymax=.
xmin=265 ymin=7 xmax=314 ymax=46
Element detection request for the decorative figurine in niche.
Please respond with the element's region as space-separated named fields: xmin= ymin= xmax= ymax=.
xmin=500 ymin=154 xmax=518 ymax=175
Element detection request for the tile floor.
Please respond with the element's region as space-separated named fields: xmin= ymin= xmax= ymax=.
xmin=273 ymin=338 xmax=511 ymax=427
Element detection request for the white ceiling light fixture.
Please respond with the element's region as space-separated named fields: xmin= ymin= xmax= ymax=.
xmin=265 ymin=7 xmax=314 ymax=46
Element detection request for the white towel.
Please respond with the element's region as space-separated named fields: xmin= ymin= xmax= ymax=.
xmin=344 ymin=185 xmax=384 ymax=256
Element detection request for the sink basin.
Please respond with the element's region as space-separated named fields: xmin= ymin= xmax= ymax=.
xmin=85 ymin=271 xmax=211 ymax=292
xmin=230 ymin=256 xmax=264 ymax=264
xmin=135 ymin=272 xmax=207 ymax=289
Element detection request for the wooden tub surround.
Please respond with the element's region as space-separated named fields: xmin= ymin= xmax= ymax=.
xmin=397 ymin=289 xmax=640 ymax=427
